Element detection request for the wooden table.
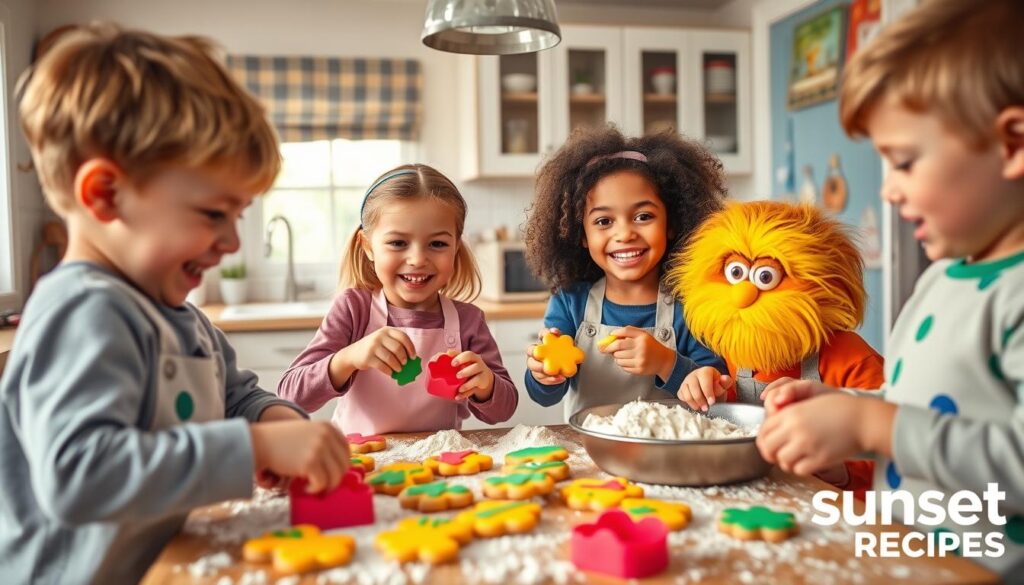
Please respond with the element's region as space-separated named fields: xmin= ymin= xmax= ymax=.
xmin=143 ymin=426 xmax=999 ymax=584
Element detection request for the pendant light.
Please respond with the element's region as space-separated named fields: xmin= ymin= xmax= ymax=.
xmin=421 ymin=0 xmax=561 ymax=55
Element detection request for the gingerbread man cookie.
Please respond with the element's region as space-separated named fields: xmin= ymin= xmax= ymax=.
xmin=501 ymin=460 xmax=571 ymax=481
xmin=243 ymin=525 xmax=356 ymax=574
xmin=350 ymin=454 xmax=375 ymax=473
xmin=367 ymin=462 xmax=434 ymax=495
xmin=718 ymin=506 xmax=799 ymax=543
xmin=346 ymin=433 xmax=387 ymax=454
xmin=620 ymin=498 xmax=692 ymax=531
xmin=456 ymin=500 xmax=543 ymax=537
xmin=561 ymin=477 xmax=644 ymax=511
xmin=399 ymin=481 xmax=475 ymax=512
xmin=376 ymin=516 xmax=474 ymax=564
xmin=423 ymin=449 xmax=493 ymax=476
xmin=532 ymin=332 xmax=585 ymax=377
xmin=504 ymin=445 xmax=569 ymax=467
xmin=482 ymin=472 xmax=555 ymax=500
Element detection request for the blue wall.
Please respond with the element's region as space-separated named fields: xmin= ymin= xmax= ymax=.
xmin=770 ymin=0 xmax=884 ymax=351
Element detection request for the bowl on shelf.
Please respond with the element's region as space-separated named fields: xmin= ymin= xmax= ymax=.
xmin=650 ymin=66 xmax=676 ymax=96
xmin=568 ymin=399 xmax=770 ymax=486
xmin=707 ymin=134 xmax=738 ymax=153
xmin=501 ymin=73 xmax=537 ymax=93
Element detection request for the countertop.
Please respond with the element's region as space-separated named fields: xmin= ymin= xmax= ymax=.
xmin=143 ymin=425 xmax=997 ymax=585
xmin=200 ymin=299 xmax=548 ymax=333
xmin=0 ymin=328 xmax=14 ymax=373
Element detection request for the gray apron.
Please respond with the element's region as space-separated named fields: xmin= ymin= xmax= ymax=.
xmin=734 ymin=353 xmax=820 ymax=404
xmin=566 ymin=278 xmax=676 ymax=421
xmin=102 ymin=275 xmax=226 ymax=429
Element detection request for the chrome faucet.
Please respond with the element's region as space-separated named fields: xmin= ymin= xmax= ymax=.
xmin=264 ymin=215 xmax=314 ymax=302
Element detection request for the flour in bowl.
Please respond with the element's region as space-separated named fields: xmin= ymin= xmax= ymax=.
xmin=581 ymin=399 xmax=756 ymax=440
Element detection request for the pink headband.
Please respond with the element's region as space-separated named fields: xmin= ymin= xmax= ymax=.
xmin=586 ymin=150 xmax=648 ymax=167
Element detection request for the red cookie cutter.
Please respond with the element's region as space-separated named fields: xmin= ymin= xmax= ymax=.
xmin=426 ymin=353 xmax=468 ymax=400
xmin=571 ymin=508 xmax=669 ymax=579
xmin=290 ymin=469 xmax=375 ymax=530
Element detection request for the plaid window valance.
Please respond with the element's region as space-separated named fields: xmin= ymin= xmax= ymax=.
xmin=227 ymin=55 xmax=422 ymax=142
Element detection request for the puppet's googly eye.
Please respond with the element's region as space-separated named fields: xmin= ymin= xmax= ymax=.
xmin=724 ymin=261 xmax=749 ymax=284
xmin=750 ymin=265 xmax=782 ymax=291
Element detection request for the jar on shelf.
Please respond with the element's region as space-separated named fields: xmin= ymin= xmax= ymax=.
xmin=705 ymin=60 xmax=736 ymax=95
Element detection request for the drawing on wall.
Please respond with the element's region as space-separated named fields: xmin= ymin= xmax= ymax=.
xmin=847 ymin=0 xmax=882 ymax=58
xmin=859 ymin=206 xmax=882 ymax=269
xmin=787 ymin=6 xmax=847 ymax=110
xmin=822 ymin=153 xmax=848 ymax=213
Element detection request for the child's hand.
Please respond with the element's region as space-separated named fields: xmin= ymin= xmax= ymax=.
xmin=339 ymin=326 xmax=416 ymax=376
xmin=759 ymin=377 xmax=834 ymax=415
xmin=450 ymin=350 xmax=495 ymax=402
xmin=678 ymin=366 xmax=733 ymax=412
xmin=526 ymin=327 xmax=567 ymax=385
xmin=756 ymin=393 xmax=894 ymax=476
xmin=254 ymin=405 xmax=307 ymax=489
xmin=601 ymin=326 xmax=676 ymax=380
xmin=250 ymin=420 xmax=351 ymax=494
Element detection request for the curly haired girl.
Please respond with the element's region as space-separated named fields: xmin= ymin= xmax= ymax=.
xmin=523 ymin=125 xmax=728 ymax=419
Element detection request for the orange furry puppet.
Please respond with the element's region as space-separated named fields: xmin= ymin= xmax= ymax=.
xmin=669 ymin=201 xmax=884 ymax=494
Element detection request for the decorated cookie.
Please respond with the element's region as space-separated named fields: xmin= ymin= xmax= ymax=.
xmin=367 ymin=462 xmax=434 ymax=495
xmin=455 ymin=500 xmax=543 ymax=537
xmin=391 ymin=356 xmax=423 ymax=386
xmin=399 ymin=481 xmax=475 ymax=512
xmin=423 ymin=449 xmax=494 ymax=476
xmin=243 ymin=525 xmax=356 ymax=574
xmin=620 ymin=498 xmax=692 ymax=531
xmin=718 ymin=506 xmax=799 ymax=543
xmin=504 ymin=445 xmax=569 ymax=467
xmin=346 ymin=433 xmax=387 ymax=454
xmin=350 ymin=454 xmax=375 ymax=473
xmin=561 ymin=477 xmax=644 ymax=511
xmin=501 ymin=460 xmax=571 ymax=481
xmin=376 ymin=516 xmax=474 ymax=564
xmin=597 ymin=334 xmax=619 ymax=350
xmin=532 ymin=332 xmax=585 ymax=377
xmin=482 ymin=472 xmax=555 ymax=500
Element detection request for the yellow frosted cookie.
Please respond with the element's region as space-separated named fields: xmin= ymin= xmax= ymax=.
xmin=423 ymin=450 xmax=493 ymax=476
xmin=620 ymin=498 xmax=692 ymax=531
xmin=597 ymin=334 xmax=619 ymax=350
xmin=367 ymin=462 xmax=434 ymax=496
xmin=482 ymin=472 xmax=555 ymax=500
xmin=561 ymin=477 xmax=644 ymax=511
xmin=501 ymin=460 xmax=571 ymax=481
xmin=376 ymin=516 xmax=474 ymax=564
xmin=398 ymin=481 xmax=475 ymax=512
xmin=243 ymin=525 xmax=355 ymax=574
xmin=455 ymin=500 xmax=543 ymax=537
xmin=532 ymin=333 xmax=585 ymax=377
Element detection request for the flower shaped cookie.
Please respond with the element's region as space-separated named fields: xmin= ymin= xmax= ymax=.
xmin=346 ymin=433 xmax=387 ymax=454
xmin=620 ymin=498 xmax=692 ymax=531
xmin=532 ymin=332 xmax=585 ymax=377
xmin=718 ymin=506 xmax=799 ymax=543
xmin=501 ymin=460 xmax=571 ymax=481
xmin=561 ymin=477 xmax=644 ymax=511
xmin=243 ymin=525 xmax=356 ymax=574
xmin=367 ymin=462 xmax=434 ymax=495
xmin=482 ymin=472 xmax=555 ymax=500
xmin=399 ymin=481 xmax=475 ymax=512
xmin=455 ymin=500 xmax=543 ymax=537
xmin=423 ymin=449 xmax=493 ymax=476
xmin=376 ymin=516 xmax=474 ymax=564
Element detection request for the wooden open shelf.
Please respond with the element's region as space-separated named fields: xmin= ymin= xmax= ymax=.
xmin=569 ymin=93 xmax=606 ymax=105
xmin=705 ymin=92 xmax=737 ymax=104
xmin=501 ymin=92 xmax=539 ymax=104
xmin=643 ymin=93 xmax=677 ymax=105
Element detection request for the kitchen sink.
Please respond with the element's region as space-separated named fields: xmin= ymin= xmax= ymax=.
xmin=218 ymin=300 xmax=333 ymax=321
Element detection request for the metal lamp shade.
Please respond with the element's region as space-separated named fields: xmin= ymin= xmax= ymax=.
xmin=422 ymin=0 xmax=561 ymax=55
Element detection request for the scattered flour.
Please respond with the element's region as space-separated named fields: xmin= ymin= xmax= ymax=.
xmin=581 ymin=399 xmax=756 ymax=440
xmin=384 ymin=430 xmax=478 ymax=463
xmin=484 ymin=424 xmax=565 ymax=458
xmin=188 ymin=551 xmax=232 ymax=577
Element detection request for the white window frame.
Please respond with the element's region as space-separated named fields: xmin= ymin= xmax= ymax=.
xmin=0 ymin=16 xmax=18 ymax=312
xmin=239 ymin=139 xmax=419 ymax=297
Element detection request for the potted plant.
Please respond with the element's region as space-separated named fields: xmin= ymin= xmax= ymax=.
xmin=571 ymin=70 xmax=594 ymax=96
xmin=219 ymin=263 xmax=248 ymax=306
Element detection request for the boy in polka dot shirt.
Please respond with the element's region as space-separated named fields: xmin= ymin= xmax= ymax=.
xmin=756 ymin=0 xmax=1024 ymax=577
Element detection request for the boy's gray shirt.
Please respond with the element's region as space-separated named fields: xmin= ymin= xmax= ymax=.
xmin=0 ymin=262 xmax=302 ymax=584
xmin=874 ymin=252 xmax=1024 ymax=578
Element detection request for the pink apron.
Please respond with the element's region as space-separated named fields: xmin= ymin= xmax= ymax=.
xmin=332 ymin=289 xmax=467 ymax=434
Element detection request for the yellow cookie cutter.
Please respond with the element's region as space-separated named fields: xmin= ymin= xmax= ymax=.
xmin=532 ymin=333 xmax=585 ymax=377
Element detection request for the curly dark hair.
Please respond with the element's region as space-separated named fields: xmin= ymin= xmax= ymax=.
xmin=524 ymin=124 xmax=727 ymax=291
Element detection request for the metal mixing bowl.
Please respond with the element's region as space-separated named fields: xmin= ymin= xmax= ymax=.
xmin=568 ymin=399 xmax=771 ymax=486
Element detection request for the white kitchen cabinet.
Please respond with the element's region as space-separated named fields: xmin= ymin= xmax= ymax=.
xmin=459 ymin=25 xmax=751 ymax=179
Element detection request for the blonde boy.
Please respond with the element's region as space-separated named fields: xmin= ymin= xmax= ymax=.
xmin=0 ymin=25 xmax=349 ymax=583
xmin=757 ymin=0 xmax=1024 ymax=577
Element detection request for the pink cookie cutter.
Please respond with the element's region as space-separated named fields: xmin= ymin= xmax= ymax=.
xmin=571 ymin=508 xmax=669 ymax=579
xmin=426 ymin=353 xmax=468 ymax=400
xmin=290 ymin=469 xmax=375 ymax=530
